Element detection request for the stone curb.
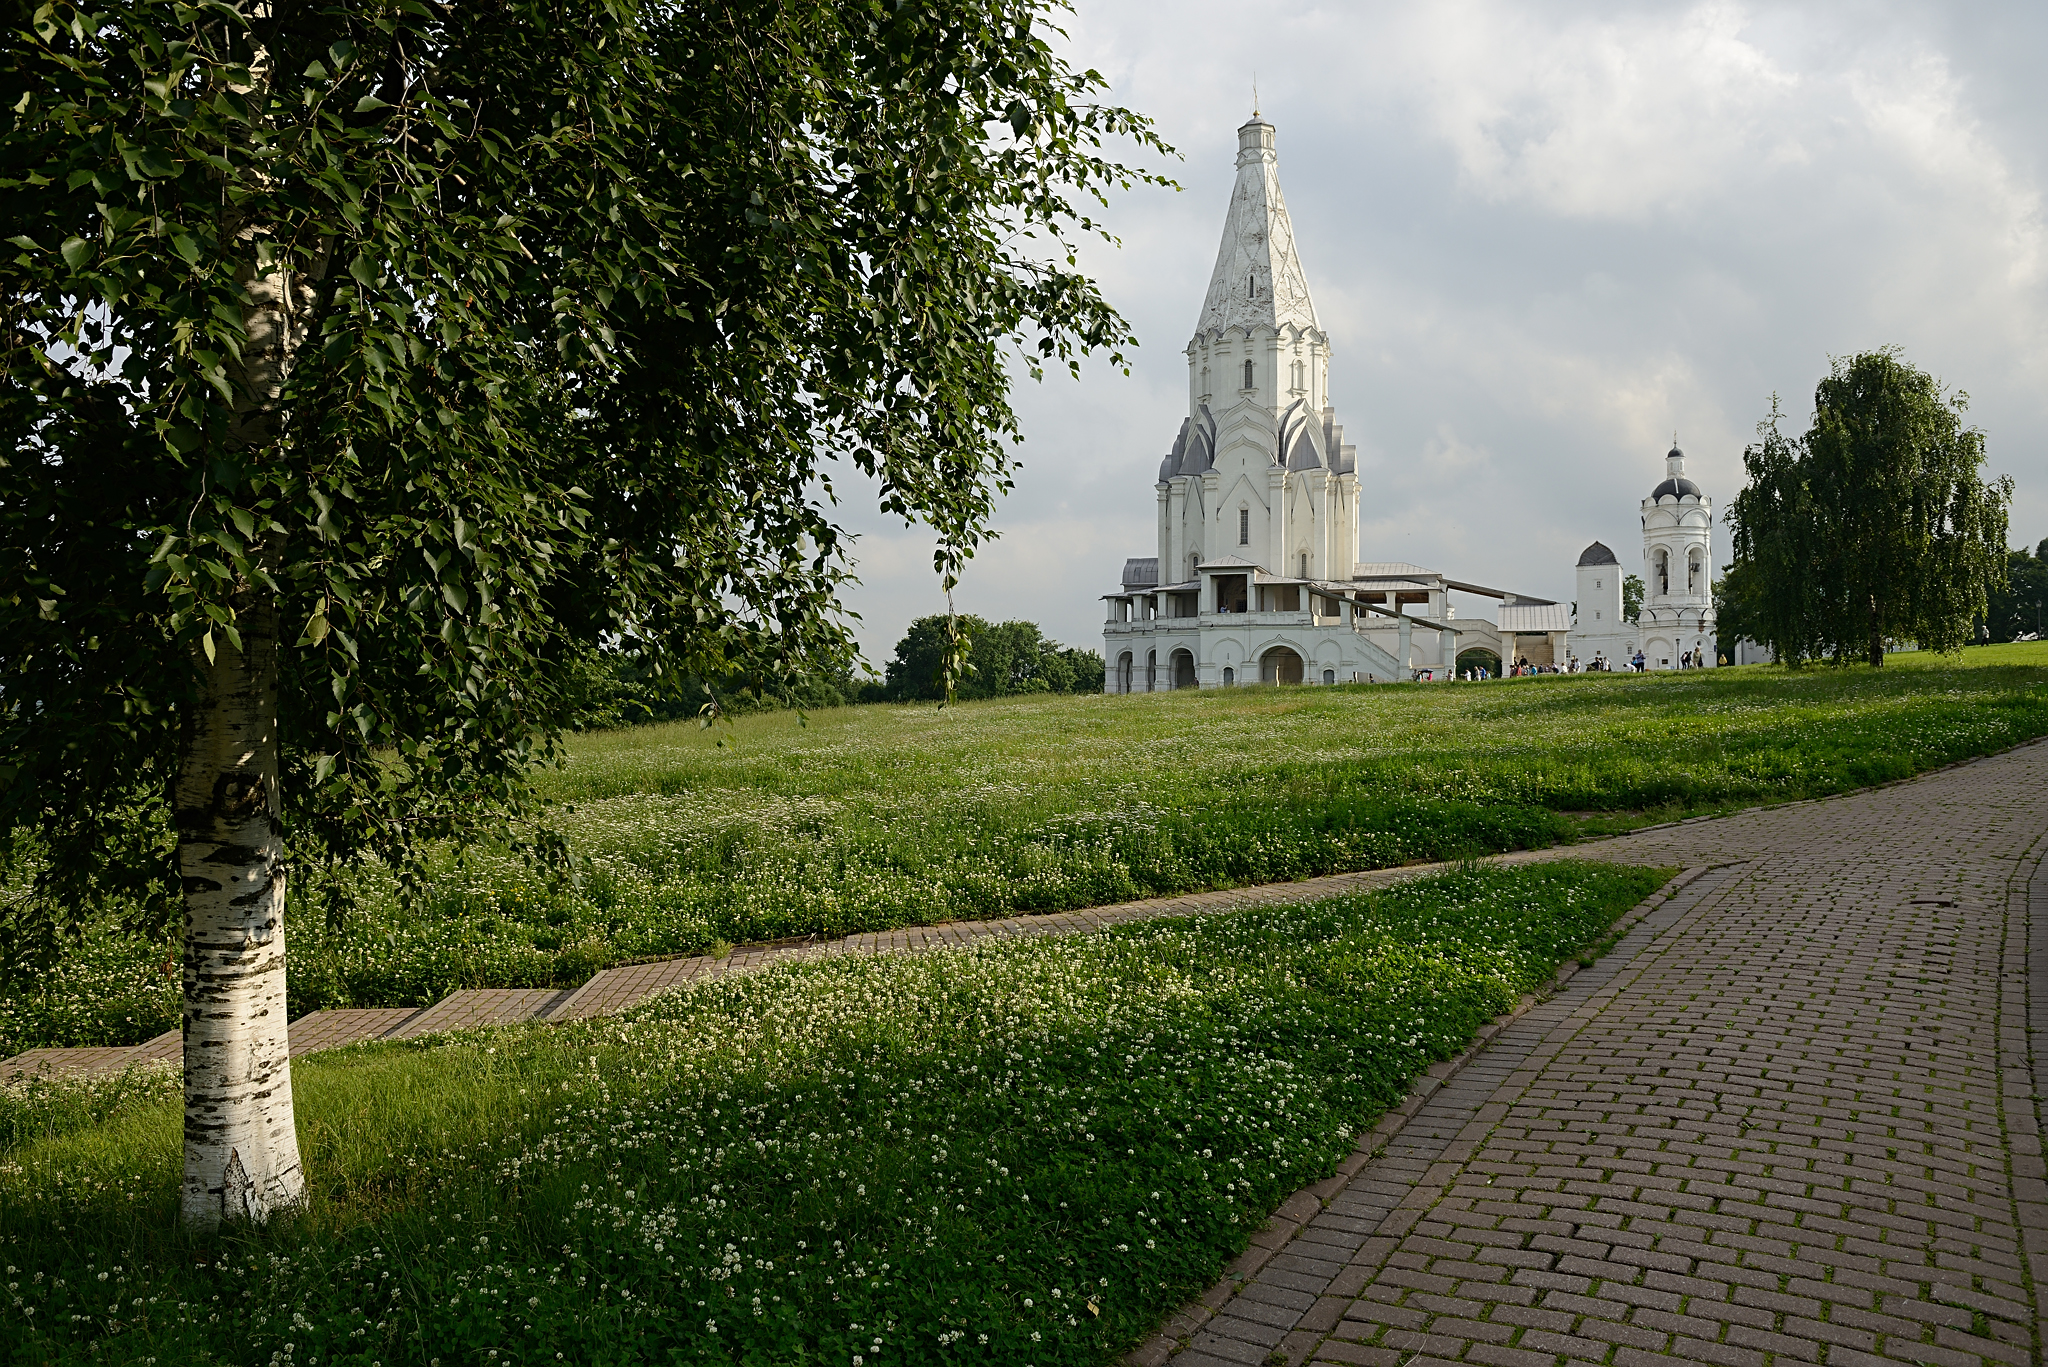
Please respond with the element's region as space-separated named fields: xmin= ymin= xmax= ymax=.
xmin=1118 ymin=864 xmax=1724 ymax=1367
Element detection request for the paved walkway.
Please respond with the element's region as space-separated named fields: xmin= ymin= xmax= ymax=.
xmin=1142 ymin=740 xmax=2048 ymax=1367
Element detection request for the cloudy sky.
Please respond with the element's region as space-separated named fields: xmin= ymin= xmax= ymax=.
xmin=831 ymin=0 xmax=2048 ymax=665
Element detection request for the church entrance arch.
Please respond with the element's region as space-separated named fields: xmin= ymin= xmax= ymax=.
xmin=1170 ymin=648 xmax=1196 ymax=689
xmin=1456 ymin=647 xmax=1500 ymax=677
xmin=1259 ymin=646 xmax=1304 ymax=685
xmin=1116 ymin=651 xmax=1134 ymax=693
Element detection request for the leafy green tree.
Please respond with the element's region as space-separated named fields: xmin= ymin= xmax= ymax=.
xmin=1712 ymin=561 xmax=1768 ymax=662
xmin=1621 ymin=574 xmax=1644 ymax=625
xmin=1 ymin=0 xmax=1163 ymax=1226
xmin=1984 ymin=547 xmax=2048 ymax=642
xmin=882 ymin=615 xmax=1101 ymax=700
xmin=1726 ymin=399 xmax=1824 ymax=664
xmin=1728 ymin=353 xmax=2011 ymax=666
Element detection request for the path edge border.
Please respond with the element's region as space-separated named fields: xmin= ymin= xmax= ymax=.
xmin=1119 ymin=862 xmax=1723 ymax=1367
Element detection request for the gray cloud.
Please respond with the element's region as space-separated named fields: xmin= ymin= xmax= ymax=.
xmin=831 ymin=0 xmax=2048 ymax=665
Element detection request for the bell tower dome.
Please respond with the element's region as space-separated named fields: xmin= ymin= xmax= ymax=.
xmin=1638 ymin=439 xmax=1717 ymax=669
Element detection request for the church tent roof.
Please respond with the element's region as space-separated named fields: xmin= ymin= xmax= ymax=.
xmin=1195 ymin=117 xmax=1319 ymax=337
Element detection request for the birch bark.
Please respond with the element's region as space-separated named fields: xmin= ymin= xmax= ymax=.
xmin=177 ymin=55 xmax=318 ymax=1219
xmin=176 ymin=594 xmax=304 ymax=1225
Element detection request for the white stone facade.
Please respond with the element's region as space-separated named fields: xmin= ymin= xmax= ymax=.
xmin=1571 ymin=445 xmax=1719 ymax=670
xmin=1103 ymin=116 xmax=1558 ymax=689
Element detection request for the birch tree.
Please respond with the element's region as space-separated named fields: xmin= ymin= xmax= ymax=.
xmin=1728 ymin=354 xmax=2012 ymax=666
xmin=0 ymin=0 xmax=1167 ymax=1227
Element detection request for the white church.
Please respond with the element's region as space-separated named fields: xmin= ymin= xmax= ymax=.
xmin=1570 ymin=442 xmax=1720 ymax=671
xmin=1102 ymin=115 xmax=1714 ymax=688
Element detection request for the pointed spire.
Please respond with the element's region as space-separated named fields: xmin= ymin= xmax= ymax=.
xmin=1196 ymin=117 xmax=1318 ymax=336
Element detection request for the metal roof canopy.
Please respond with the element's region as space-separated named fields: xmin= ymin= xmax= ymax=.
xmin=1443 ymin=577 xmax=1556 ymax=605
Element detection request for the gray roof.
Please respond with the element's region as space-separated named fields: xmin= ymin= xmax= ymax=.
xmin=1499 ymin=602 xmax=1571 ymax=633
xmin=1577 ymin=541 xmax=1619 ymax=567
xmin=1121 ymin=557 xmax=1159 ymax=588
xmin=1651 ymin=477 xmax=1703 ymax=499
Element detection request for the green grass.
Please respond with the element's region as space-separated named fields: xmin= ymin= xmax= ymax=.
xmin=0 ymin=860 xmax=1669 ymax=1366
xmin=8 ymin=644 xmax=2048 ymax=1052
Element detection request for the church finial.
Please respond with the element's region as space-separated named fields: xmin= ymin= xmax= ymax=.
xmin=1252 ymin=72 xmax=1259 ymax=117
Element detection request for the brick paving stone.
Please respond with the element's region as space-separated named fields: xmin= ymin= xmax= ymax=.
xmin=0 ymin=1046 xmax=142 ymax=1081
xmin=388 ymin=987 xmax=572 ymax=1039
xmin=1134 ymin=740 xmax=2048 ymax=1367
xmin=286 ymin=1006 xmax=427 ymax=1056
xmin=127 ymin=1027 xmax=183 ymax=1064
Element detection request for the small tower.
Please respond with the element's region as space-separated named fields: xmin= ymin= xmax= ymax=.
xmin=1637 ymin=441 xmax=1716 ymax=668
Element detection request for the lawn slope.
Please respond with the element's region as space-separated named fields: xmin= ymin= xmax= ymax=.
xmin=0 ymin=861 xmax=1667 ymax=1366
xmin=7 ymin=645 xmax=2047 ymax=1051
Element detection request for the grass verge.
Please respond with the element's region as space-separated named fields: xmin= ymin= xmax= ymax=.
xmin=0 ymin=860 xmax=1667 ymax=1366
xmin=10 ymin=644 xmax=2045 ymax=1053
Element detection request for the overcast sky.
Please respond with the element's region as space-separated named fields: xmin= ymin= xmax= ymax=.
xmin=830 ymin=0 xmax=2048 ymax=666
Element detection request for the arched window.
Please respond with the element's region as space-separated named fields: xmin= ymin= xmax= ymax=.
xmin=1238 ymin=508 xmax=1250 ymax=545
xmin=1242 ymin=359 xmax=1254 ymax=390
xmin=1299 ymin=551 xmax=1309 ymax=578
xmin=1246 ymin=270 xmax=1255 ymax=298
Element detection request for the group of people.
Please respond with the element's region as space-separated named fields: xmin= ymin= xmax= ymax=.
xmin=1435 ymin=646 xmax=1721 ymax=682
xmin=1585 ymin=647 xmax=1715 ymax=672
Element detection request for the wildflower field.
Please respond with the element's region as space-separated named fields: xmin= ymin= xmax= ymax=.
xmin=0 ymin=861 xmax=1667 ymax=1366
xmin=6 ymin=644 xmax=2048 ymax=1053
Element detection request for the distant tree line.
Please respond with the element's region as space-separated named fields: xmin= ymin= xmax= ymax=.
xmin=566 ymin=615 xmax=1103 ymax=725
xmin=880 ymin=615 xmax=1104 ymax=702
xmin=566 ymin=652 xmax=863 ymax=728
xmin=1985 ymin=542 xmax=2048 ymax=643
xmin=1724 ymin=348 xmax=2011 ymax=667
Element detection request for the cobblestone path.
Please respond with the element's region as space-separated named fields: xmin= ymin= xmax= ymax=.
xmin=1144 ymin=741 xmax=2048 ymax=1367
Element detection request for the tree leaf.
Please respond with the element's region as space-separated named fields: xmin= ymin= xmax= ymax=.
xmin=59 ymin=236 xmax=91 ymax=270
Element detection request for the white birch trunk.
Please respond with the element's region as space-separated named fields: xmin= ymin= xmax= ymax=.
xmin=177 ymin=594 xmax=305 ymax=1226
xmin=177 ymin=121 xmax=319 ymax=1223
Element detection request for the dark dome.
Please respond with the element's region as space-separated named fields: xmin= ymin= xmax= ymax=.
xmin=1577 ymin=541 xmax=1619 ymax=567
xmin=1668 ymin=444 xmax=1684 ymax=461
xmin=1651 ymin=477 xmax=1703 ymax=499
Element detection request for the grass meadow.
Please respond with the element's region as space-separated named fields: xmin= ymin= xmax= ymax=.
xmin=0 ymin=861 xmax=1668 ymax=1366
xmin=7 ymin=644 xmax=2048 ymax=1054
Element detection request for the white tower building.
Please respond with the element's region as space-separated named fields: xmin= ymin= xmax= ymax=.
xmin=1570 ymin=541 xmax=1629 ymax=670
xmin=1101 ymin=115 xmax=1563 ymax=690
xmin=1637 ymin=442 xmax=1717 ymax=668
xmin=1162 ymin=114 xmax=1361 ymax=591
